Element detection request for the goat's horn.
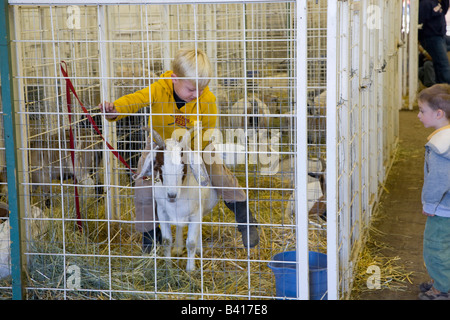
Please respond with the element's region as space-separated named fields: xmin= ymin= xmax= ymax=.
xmin=189 ymin=151 xmax=210 ymax=187
xmin=151 ymin=128 xmax=165 ymax=148
xmin=181 ymin=126 xmax=196 ymax=147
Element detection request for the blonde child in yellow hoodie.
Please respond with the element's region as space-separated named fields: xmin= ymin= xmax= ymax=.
xmin=99 ymin=48 xmax=259 ymax=252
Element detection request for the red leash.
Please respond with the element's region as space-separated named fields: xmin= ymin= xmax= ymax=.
xmin=61 ymin=62 xmax=82 ymax=232
xmin=60 ymin=61 xmax=138 ymax=230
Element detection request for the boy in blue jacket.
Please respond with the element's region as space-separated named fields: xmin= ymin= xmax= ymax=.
xmin=417 ymin=84 xmax=450 ymax=300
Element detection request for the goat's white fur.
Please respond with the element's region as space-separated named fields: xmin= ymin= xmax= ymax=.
xmin=139 ymin=128 xmax=218 ymax=271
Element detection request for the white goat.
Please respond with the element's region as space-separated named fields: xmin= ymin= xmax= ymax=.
xmin=135 ymin=128 xmax=218 ymax=272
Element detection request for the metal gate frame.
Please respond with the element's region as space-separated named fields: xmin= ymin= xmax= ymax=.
xmin=1 ymin=0 xmax=408 ymax=300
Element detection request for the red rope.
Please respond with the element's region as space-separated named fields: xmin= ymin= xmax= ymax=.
xmin=60 ymin=61 xmax=138 ymax=231
xmin=61 ymin=61 xmax=82 ymax=231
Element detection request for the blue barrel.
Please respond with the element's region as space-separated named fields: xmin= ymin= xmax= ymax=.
xmin=268 ymin=251 xmax=328 ymax=300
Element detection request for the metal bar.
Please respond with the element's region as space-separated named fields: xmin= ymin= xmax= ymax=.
xmin=9 ymin=0 xmax=294 ymax=4
xmin=295 ymin=0 xmax=309 ymax=300
xmin=326 ymin=0 xmax=338 ymax=301
xmin=0 ymin=0 xmax=23 ymax=300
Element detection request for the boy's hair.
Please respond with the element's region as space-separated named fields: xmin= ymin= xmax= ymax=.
xmin=171 ymin=48 xmax=212 ymax=90
xmin=418 ymin=84 xmax=450 ymax=119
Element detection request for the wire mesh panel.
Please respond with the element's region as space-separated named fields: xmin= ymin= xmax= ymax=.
xmin=330 ymin=0 xmax=401 ymax=298
xmin=0 ymin=0 xmax=405 ymax=300
xmin=2 ymin=1 xmax=307 ymax=300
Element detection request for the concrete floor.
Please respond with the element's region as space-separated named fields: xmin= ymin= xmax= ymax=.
xmin=355 ymin=108 xmax=435 ymax=300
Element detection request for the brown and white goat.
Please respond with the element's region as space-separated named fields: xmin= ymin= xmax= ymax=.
xmin=135 ymin=128 xmax=218 ymax=272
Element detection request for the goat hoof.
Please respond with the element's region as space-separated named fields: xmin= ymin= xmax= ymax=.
xmin=186 ymin=263 xmax=196 ymax=272
xmin=172 ymin=247 xmax=184 ymax=257
xmin=238 ymin=225 xmax=259 ymax=248
xmin=95 ymin=186 xmax=104 ymax=195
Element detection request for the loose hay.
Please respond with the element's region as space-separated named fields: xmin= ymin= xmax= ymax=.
xmin=1 ymin=158 xmax=327 ymax=300
xmin=349 ymin=225 xmax=414 ymax=299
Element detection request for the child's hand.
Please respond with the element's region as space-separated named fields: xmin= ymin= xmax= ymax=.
xmin=422 ymin=210 xmax=435 ymax=217
xmin=98 ymin=101 xmax=118 ymax=120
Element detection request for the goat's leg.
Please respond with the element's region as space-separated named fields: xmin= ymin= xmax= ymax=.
xmin=159 ymin=221 xmax=172 ymax=258
xmin=196 ymin=225 xmax=202 ymax=255
xmin=172 ymin=225 xmax=184 ymax=257
xmin=32 ymin=166 xmax=52 ymax=207
xmin=185 ymin=222 xmax=201 ymax=272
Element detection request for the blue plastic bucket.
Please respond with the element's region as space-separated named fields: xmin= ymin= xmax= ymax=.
xmin=268 ymin=251 xmax=328 ymax=300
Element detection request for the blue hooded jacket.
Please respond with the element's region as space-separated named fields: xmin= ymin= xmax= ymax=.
xmin=422 ymin=126 xmax=450 ymax=217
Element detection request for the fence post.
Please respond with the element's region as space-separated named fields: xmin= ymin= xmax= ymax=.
xmin=0 ymin=0 xmax=23 ymax=300
xmin=295 ymin=0 xmax=309 ymax=300
xmin=326 ymin=0 xmax=338 ymax=300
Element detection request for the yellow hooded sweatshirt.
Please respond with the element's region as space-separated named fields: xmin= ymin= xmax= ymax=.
xmin=111 ymin=70 xmax=217 ymax=150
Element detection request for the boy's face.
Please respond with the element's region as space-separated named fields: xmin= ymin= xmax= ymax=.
xmin=418 ymin=101 xmax=442 ymax=129
xmin=172 ymin=75 xmax=204 ymax=102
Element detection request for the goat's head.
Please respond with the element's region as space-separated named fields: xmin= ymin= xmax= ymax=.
xmin=135 ymin=128 xmax=211 ymax=202
xmin=157 ymin=138 xmax=188 ymax=202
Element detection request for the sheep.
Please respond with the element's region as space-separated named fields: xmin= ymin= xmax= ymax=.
xmin=261 ymin=93 xmax=282 ymax=114
xmin=28 ymin=128 xmax=103 ymax=206
xmin=280 ymin=109 xmax=324 ymax=144
xmin=0 ymin=201 xmax=47 ymax=279
xmin=135 ymin=128 xmax=219 ymax=272
xmin=114 ymin=64 xmax=160 ymax=83
xmin=268 ymin=156 xmax=327 ymax=222
xmin=307 ymin=90 xmax=327 ymax=144
xmin=256 ymin=72 xmax=291 ymax=114
xmin=283 ymin=178 xmax=326 ymax=224
xmin=0 ymin=207 xmax=10 ymax=279
xmin=280 ymin=90 xmax=327 ymax=144
xmin=229 ymin=95 xmax=271 ymax=129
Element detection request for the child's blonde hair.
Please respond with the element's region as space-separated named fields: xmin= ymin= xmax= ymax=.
xmin=171 ymin=48 xmax=212 ymax=90
xmin=418 ymin=83 xmax=450 ymax=119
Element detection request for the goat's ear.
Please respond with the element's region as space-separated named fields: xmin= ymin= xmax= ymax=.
xmin=178 ymin=127 xmax=195 ymax=148
xmin=133 ymin=149 xmax=157 ymax=180
xmin=149 ymin=128 xmax=165 ymax=149
xmin=188 ymin=152 xmax=210 ymax=187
